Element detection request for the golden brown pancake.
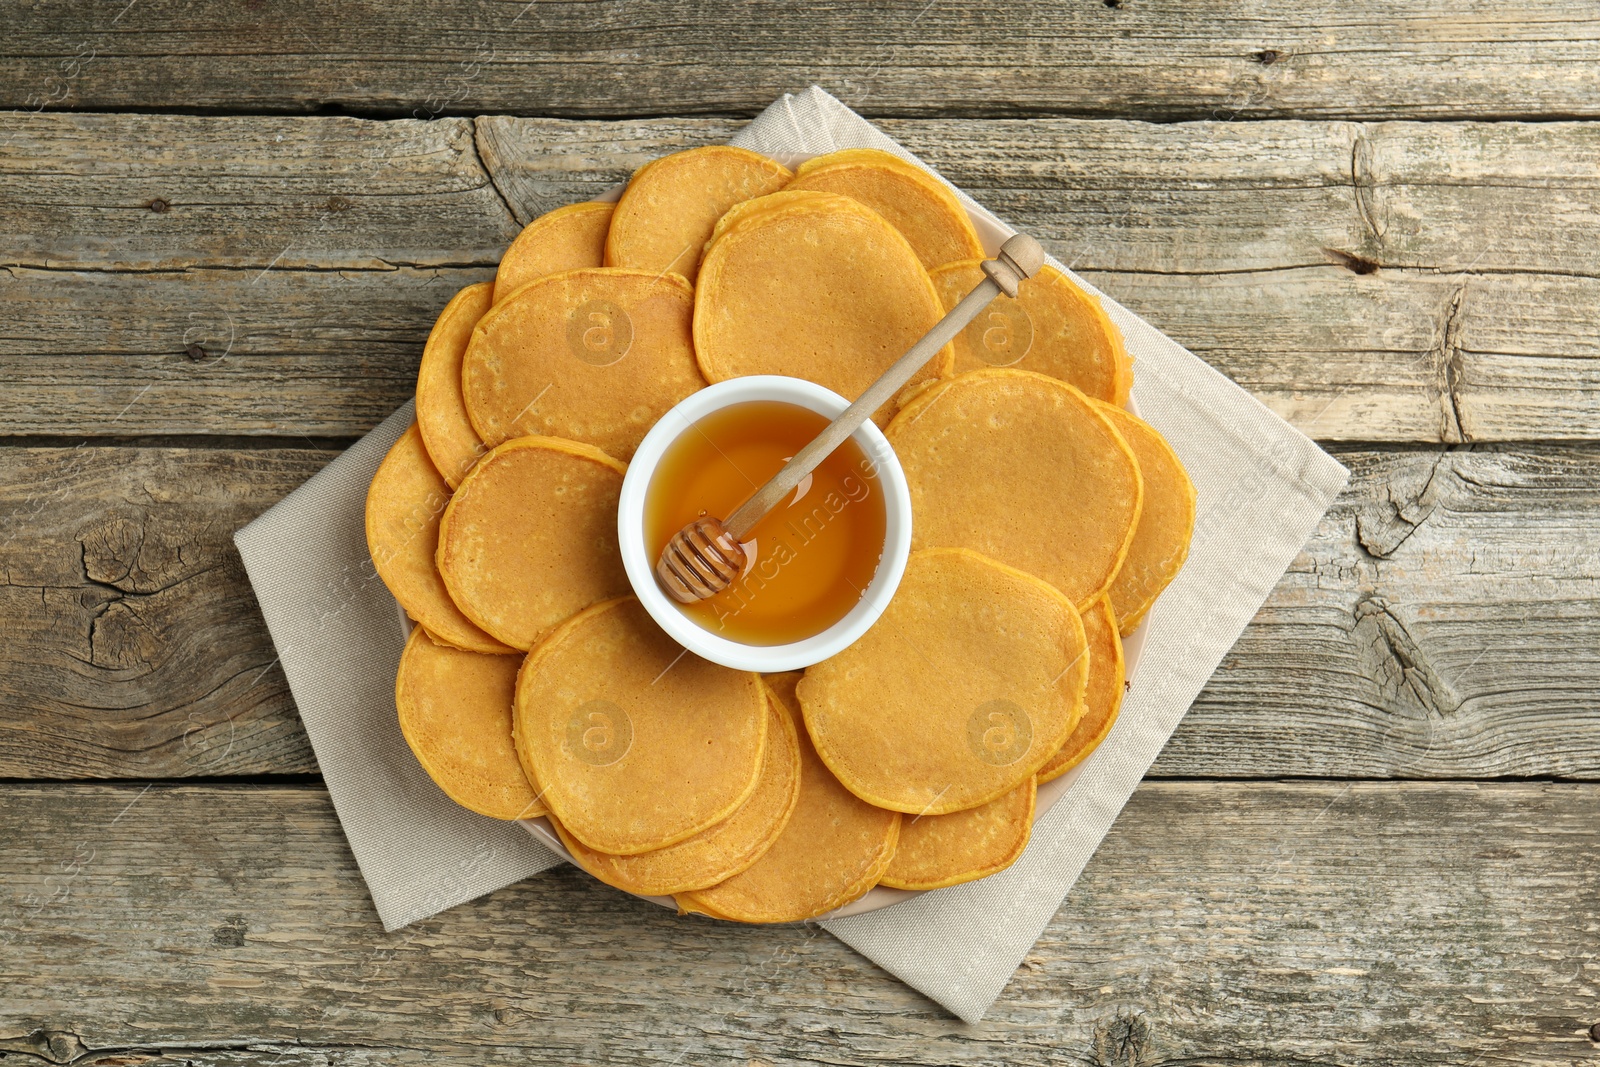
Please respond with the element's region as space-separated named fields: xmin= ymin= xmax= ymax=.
xmin=415 ymin=282 xmax=493 ymax=489
xmin=886 ymin=369 xmax=1144 ymax=610
xmin=550 ymin=689 xmax=800 ymax=895
xmin=879 ymin=777 xmax=1035 ymax=891
xmin=1037 ymin=596 xmax=1125 ymax=783
xmin=798 ymin=548 xmax=1087 ymax=815
xmin=461 ymin=268 xmax=704 ymax=461
xmin=494 ymin=202 xmax=613 ymax=304
xmin=515 ymin=597 xmax=767 ymax=855
xmin=436 ymin=436 xmax=629 ymax=651
xmin=787 ymin=147 xmax=983 ymax=271
xmin=932 ymin=260 xmax=1132 ymax=405
xmin=677 ymin=675 xmax=900 ymax=922
xmin=1119 ymin=600 xmax=1152 ymax=635
xmin=1093 ymin=401 xmax=1197 ymax=633
xmin=604 ymin=145 xmax=792 ymax=281
xmin=365 ymin=423 xmax=513 ymax=654
xmin=694 ymin=189 xmax=951 ymax=423
xmin=395 ymin=627 xmax=544 ymax=820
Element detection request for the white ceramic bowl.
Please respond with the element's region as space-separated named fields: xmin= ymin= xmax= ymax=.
xmin=616 ymin=375 xmax=913 ymax=673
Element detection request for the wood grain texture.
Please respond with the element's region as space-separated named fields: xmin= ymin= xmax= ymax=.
xmin=5 ymin=1 xmax=1600 ymax=120
xmin=4 ymin=113 xmax=1596 ymax=441
xmin=2 ymin=781 xmax=1595 ymax=1062
xmin=14 ymin=113 xmax=1600 ymax=276
xmin=4 ymin=5 xmax=1595 ymax=1047
xmin=7 ymin=262 xmax=1593 ymax=443
xmin=1159 ymin=443 xmax=1600 ymax=779
xmin=0 ymin=265 xmax=492 ymax=439
xmin=0 ymin=447 xmax=324 ymax=778
xmin=1 ymin=444 xmax=1595 ymax=781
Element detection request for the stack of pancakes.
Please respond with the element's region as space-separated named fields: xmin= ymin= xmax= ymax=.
xmin=367 ymin=145 xmax=1196 ymax=922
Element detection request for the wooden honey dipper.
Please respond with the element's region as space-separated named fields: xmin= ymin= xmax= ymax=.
xmin=657 ymin=232 xmax=1048 ymax=604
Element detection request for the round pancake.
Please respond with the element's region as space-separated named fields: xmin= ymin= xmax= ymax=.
xmin=494 ymin=201 xmax=612 ymax=304
xmin=515 ymin=597 xmax=767 ymax=855
xmin=416 ymin=282 xmax=493 ymax=489
xmin=879 ymin=777 xmax=1035 ymax=891
xmin=1118 ymin=600 xmax=1152 ymax=636
xmin=436 ymin=436 xmax=629 ymax=651
xmin=365 ymin=423 xmax=513 ymax=654
xmin=695 ymin=190 xmax=951 ymax=424
xmin=932 ymin=260 xmax=1132 ymax=404
xmin=605 ymin=146 xmax=792 ymax=282
xmin=1037 ymin=596 xmax=1125 ymax=784
xmin=787 ymin=147 xmax=983 ymax=271
xmin=885 ymin=369 xmax=1144 ymax=610
xmin=395 ymin=627 xmax=544 ymax=820
xmin=550 ymin=690 xmax=800 ymax=896
xmin=462 ymin=267 xmax=704 ymax=461
xmin=797 ymin=548 xmax=1087 ymax=815
xmin=677 ymin=675 xmax=900 ymax=923
xmin=1094 ymin=401 xmax=1197 ymax=632
xmin=889 ymin=376 xmax=943 ymax=415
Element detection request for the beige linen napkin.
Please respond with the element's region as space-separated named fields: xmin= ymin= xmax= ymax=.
xmin=234 ymin=87 xmax=1348 ymax=1024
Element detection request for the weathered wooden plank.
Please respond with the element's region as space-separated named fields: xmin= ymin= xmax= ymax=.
xmin=1 ymin=781 xmax=1594 ymax=1063
xmin=6 ymin=0 xmax=1600 ymax=120
xmin=4 ymin=112 xmax=1597 ymax=442
xmin=0 ymin=266 xmax=492 ymax=439
xmin=14 ymin=113 xmax=1600 ymax=278
xmin=0 ymin=114 xmax=733 ymax=271
xmin=1159 ymin=443 xmax=1600 ymax=779
xmin=1 ymin=444 xmax=1596 ymax=781
xmin=5 ymin=262 xmax=1594 ymax=443
xmin=0 ymin=447 xmax=324 ymax=778
xmin=1087 ymin=266 xmax=1600 ymax=445
xmin=872 ymin=117 xmax=1600 ymax=278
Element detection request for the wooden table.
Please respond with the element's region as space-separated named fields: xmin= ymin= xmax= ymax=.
xmin=3 ymin=5 xmax=1598 ymax=1064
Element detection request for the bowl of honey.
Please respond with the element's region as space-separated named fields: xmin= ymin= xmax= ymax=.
xmin=618 ymin=375 xmax=913 ymax=672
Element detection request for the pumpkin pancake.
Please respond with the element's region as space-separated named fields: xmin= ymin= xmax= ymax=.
xmin=1037 ymin=596 xmax=1125 ymax=784
xmin=395 ymin=627 xmax=544 ymax=820
xmin=879 ymin=777 xmax=1035 ymax=891
xmin=677 ymin=675 xmax=900 ymax=923
xmin=550 ymin=689 xmax=800 ymax=896
xmin=514 ymin=597 xmax=767 ymax=855
xmin=932 ymin=260 xmax=1132 ymax=405
xmin=1093 ymin=401 xmax=1197 ymax=633
xmin=787 ymin=148 xmax=983 ymax=271
xmin=365 ymin=423 xmax=512 ymax=654
xmin=436 ymin=436 xmax=629 ymax=651
xmin=886 ymin=369 xmax=1144 ymax=610
xmin=415 ymin=282 xmax=493 ymax=489
xmin=798 ymin=548 xmax=1087 ymax=815
xmin=695 ymin=189 xmax=951 ymax=423
xmin=461 ymin=268 xmax=704 ymax=461
xmin=494 ymin=201 xmax=612 ymax=304
xmin=604 ymin=145 xmax=791 ymax=281
xmin=1119 ymin=601 xmax=1152 ymax=635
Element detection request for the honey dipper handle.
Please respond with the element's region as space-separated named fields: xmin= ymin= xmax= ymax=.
xmin=723 ymin=233 xmax=1047 ymax=541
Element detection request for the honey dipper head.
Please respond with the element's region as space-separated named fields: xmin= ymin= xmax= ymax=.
xmin=657 ymin=515 xmax=748 ymax=603
xmin=998 ymin=232 xmax=1047 ymax=279
xmin=981 ymin=233 xmax=1049 ymax=298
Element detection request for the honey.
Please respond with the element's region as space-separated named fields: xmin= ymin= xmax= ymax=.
xmin=643 ymin=400 xmax=887 ymax=646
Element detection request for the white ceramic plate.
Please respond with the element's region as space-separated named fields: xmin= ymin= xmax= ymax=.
xmin=399 ymin=152 xmax=1150 ymax=921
